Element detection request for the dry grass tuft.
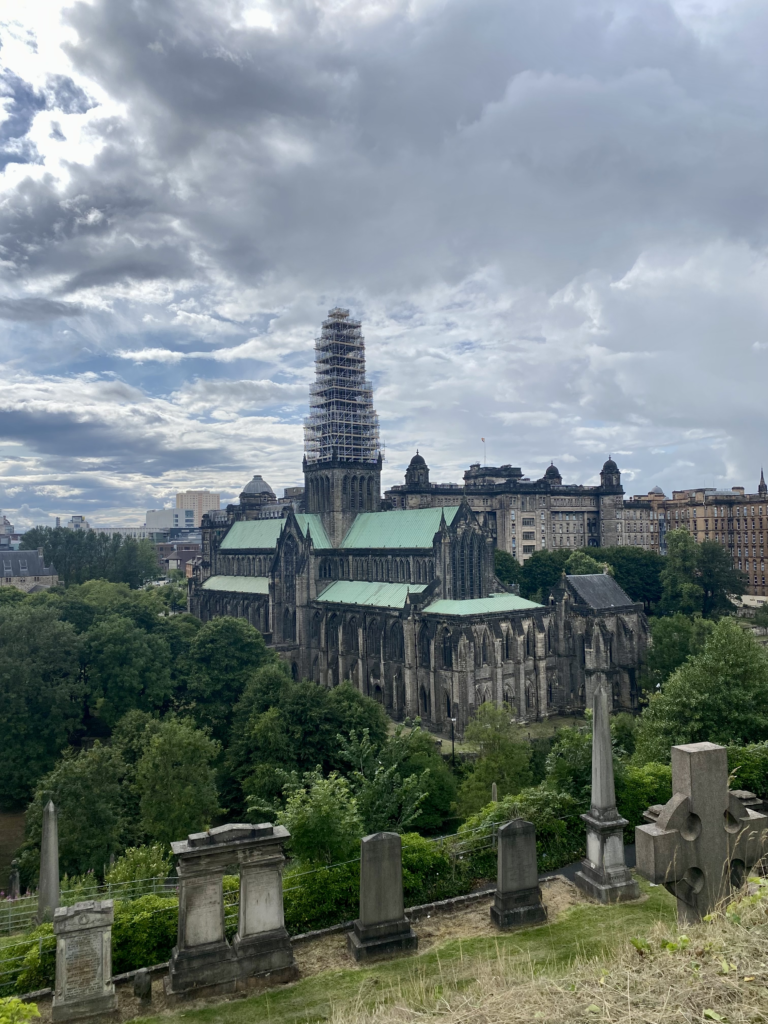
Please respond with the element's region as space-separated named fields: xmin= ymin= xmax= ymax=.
xmin=330 ymin=880 xmax=768 ymax=1024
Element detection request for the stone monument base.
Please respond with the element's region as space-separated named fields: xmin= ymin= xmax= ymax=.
xmin=165 ymin=940 xmax=240 ymax=1000
xmin=233 ymin=927 xmax=298 ymax=984
xmin=490 ymin=886 xmax=547 ymax=930
xmin=574 ymin=861 xmax=640 ymax=904
xmin=51 ymin=992 xmax=118 ymax=1022
xmin=346 ymin=918 xmax=418 ymax=961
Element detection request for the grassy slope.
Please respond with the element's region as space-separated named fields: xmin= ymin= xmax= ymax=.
xmin=143 ymin=880 xmax=675 ymax=1024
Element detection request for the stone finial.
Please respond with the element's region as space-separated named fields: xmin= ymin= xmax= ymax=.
xmin=37 ymin=799 xmax=60 ymax=924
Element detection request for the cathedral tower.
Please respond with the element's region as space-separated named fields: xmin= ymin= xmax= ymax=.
xmin=303 ymin=308 xmax=382 ymax=545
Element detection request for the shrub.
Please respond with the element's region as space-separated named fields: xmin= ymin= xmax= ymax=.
xmin=727 ymin=743 xmax=768 ymax=798
xmin=616 ymin=762 xmax=672 ymax=835
xmin=105 ymin=844 xmax=172 ymax=886
xmin=401 ymin=833 xmax=467 ymax=905
xmin=8 ymin=926 xmax=56 ymax=995
xmin=0 ymin=998 xmax=40 ymax=1024
xmin=283 ymin=861 xmax=359 ymax=934
xmin=111 ymin=894 xmax=179 ymax=975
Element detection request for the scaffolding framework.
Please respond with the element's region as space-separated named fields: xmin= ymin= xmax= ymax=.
xmin=304 ymin=308 xmax=381 ymax=464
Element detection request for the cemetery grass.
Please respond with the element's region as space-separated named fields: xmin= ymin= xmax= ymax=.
xmin=142 ymin=879 xmax=675 ymax=1024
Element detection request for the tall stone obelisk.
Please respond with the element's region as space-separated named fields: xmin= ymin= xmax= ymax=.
xmin=37 ymin=799 xmax=60 ymax=923
xmin=574 ymin=682 xmax=639 ymax=903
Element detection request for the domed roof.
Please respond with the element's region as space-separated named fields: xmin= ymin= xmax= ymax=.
xmin=602 ymin=458 xmax=619 ymax=473
xmin=409 ymin=451 xmax=427 ymax=467
xmin=545 ymin=463 xmax=561 ymax=479
xmin=650 ymin=485 xmax=665 ymax=495
xmin=241 ymin=474 xmax=275 ymax=496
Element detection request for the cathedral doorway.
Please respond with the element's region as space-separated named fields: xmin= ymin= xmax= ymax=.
xmin=419 ymin=686 xmax=431 ymax=719
xmin=373 ymin=684 xmax=383 ymax=703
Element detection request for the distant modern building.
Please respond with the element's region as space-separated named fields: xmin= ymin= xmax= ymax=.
xmin=175 ymin=491 xmax=220 ymax=528
xmin=0 ymin=549 xmax=58 ymax=592
xmin=64 ymin=515 xmax=90 ymax=531
xmin=146 ymin=508 xmax=196 ymax=531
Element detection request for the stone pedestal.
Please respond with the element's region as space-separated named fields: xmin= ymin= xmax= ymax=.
xmin=52 ymin=901 xmax=117 ymax=1022
xmin=165 ymin=822 xmax=296 ymax=1000
xmin=491 ymin=819 xmax=547 ymax=929
xmin=575 ymin=681 xmax=640 ymax=904
xmin=347 ymin=833 xmax=418 ymax=962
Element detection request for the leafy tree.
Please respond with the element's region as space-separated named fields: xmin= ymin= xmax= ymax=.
xmin=42 ymin=580 xmax=166 ymax=635
xmin=83 ymin=615 xmax=172 ymax=729
xmin=754 ymin=603 xmax=768 ymax=628
xmin=634 ymin=618 xmax=768 ymax=763
xmin=136 ymin=718 xmax=222 ymax=846
xmin=277 ymin=768 xmax=363 ymax=865
xmin=0 ymin=603 xmax=84 ymax=809
xmin=518 ymin=549 xmax=570 ymax=601
xmin=457 ymin=703 xmax=532 ymax=817
xmin=564 ymin=551 xmax=603 ymax=575
xmin=388 ymin=725 xmax=457 ymax=832
xmin=644 ymin=613 xmax=715 ymax=689
xmin=23 ymin=744 xmax=127 ymax=879
xmin=658 ymin=529 xmax=703 ymax=616
xmin=494 ymin=549 xmax=520 ymax=587
xmin=544 ymin=726 xmax=593 ymax=804
xmin=185 ymin=617 xmax=274 ymax=742
xmin=111 ymin=709 xmax=165 ymax=842
xmin=20 ymin=528 xmax=159 ymax=588
xmin=104 ymin=844 xmax=172 ymax=885
xmin=338 ymin=728 xmax=429 ymax=833
xmin=697 ymin=540 xmax=746 ymax=617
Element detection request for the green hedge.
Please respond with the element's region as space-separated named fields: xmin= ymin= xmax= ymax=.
xmin=617 ymin=762 xmax=673 ymax=837
xmin=727 ymin=743 xmax=768 ymax=798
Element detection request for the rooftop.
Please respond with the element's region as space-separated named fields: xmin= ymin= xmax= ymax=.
xmin=315 ymin=580 xmax=428 ymax=609
xmin=201 ymin=575 xmax=269 ymax=594
xmin=422 ymin=593 xmax=543 ymax=617
xmin=566 ymin=573 xmax=635 ymax=609
xmin=342 ymin=506 xmax=460 ymax=549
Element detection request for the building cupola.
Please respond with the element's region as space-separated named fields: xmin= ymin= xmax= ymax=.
xmin=405 ymin=451 xmax=430 ymax=489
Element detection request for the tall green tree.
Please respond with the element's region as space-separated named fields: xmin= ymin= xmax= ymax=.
xmin=590 ymin=547 xmax=664 ymax=613
xmin=644 ymin=613 xmax=715 ymax=689
xmin=20 ymin=528 xmax=159 ymax=588
xmin=457 ymin=703 xmax=532 ymax=816
xmin=277 ymin=769 xmax=363 ymax=865
xmin=0 ymin=604 xmax=84 ymax=809
xmin=338 ymin=728 xmax=429 ymax=834
xmin=494 ymin=550 xmax=520 ymax=587
xmin=634 ymin=618 xmax=768 ymax=763
xmin=136 ymin=719 xmax=222 ymax=846
xmin=518 ymin=549 xmax=570 ymax=601
xmin=658 ymin=529 xmax=703 ymax=616
xmin=564 ymin=550 xmax=603 ymax=575
xmin=83 ymin=615 xmax=172 ymax=729
xmin=23 ymin=744 xmax=127 ymax=879
xmin=697 ymin=540 xmax=746 ymax=617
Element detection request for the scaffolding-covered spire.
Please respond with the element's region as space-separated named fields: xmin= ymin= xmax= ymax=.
xmin=304 ymin=308 xmax=381 ymax=464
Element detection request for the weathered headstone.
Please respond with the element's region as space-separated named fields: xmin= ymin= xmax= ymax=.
xmin=636 ymin=742 xmax=768 ymax=924
xmin=491 ymin=782 xmax=498 ymax=803
xmin=133 ymin=968 xmax=152 ymax=1003
xmin=347 ymin=833 xmax=418 ymax=961
xmin=8 ymin=859 xmax=21 ymax=901
xmin=166 ymin=823 xmax=295 ymax=1000
xmin=574 ymin=682 xmax=640 ymax=903
xmin=52 ymin=900 xmax=117 ymax=1022
xmin=38 ymin=799 xmax=60 ymax=924
xmin=491 ymin=819 xmax=547 ymax=929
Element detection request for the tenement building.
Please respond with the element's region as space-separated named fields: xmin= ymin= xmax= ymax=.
xmin=190 ymin=309 xmax=648 ymax=732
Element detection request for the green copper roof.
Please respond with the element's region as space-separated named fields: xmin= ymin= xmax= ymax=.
xmin=342 ymin=506 xmax=460 ymax=550
xmin=219 ymin=514 xmax=331 ymax=552
xmin=220 ymin=520 xmax=283 ymax=551
xmin=315 ymin=580 xmax=428 ymax=608
xmin=202 ymin=575 xmax=270 ymax=594
xmin=423 ymin=593 xmax=543 ymax=617
xmin=294 ymin=514 xmax=332 ymax=550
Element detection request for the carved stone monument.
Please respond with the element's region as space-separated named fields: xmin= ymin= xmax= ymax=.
xmin=574 ymin=682 xmax=640 ymax=903
xmin=636 ymin=741 xmax=768 ymax=924
xmin=491 ymin=819 xmax=547 ymax=929
xmin=52 ymin=901 xmax=117 ymax=1022
xmin=8 ymin=859 xmax=21 ymax=901
xmin=347 ymin=833 xmax=418 ymax=961
xmin=166 ymin=822 xmax=295 ymax=1000
xmin=38 ymin=799 xmax=60 ymax=924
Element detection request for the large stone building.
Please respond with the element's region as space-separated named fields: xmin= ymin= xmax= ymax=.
xmin=190 ymin=308 xmax=648 ymax=732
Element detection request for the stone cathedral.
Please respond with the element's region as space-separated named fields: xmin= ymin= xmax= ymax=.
xmin=189 ymin=308 xmax=648 ymax=734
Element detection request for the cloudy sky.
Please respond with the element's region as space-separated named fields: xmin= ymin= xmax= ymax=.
xmin=0 ymin=0 xmax=766 ymax=527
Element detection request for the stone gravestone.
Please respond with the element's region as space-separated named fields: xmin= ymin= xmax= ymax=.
xmin=166 ymin=823 xmax=295 ymax=1000
xmin=347 ymin=833 xmax=418 ymax=961
xmin=8 ymin=859 xmax=21 ymax=901
xmin=636 ymin=742 xmax=768 ymax=924
xmin=574 ymin=682 xmax=640 ymax=903
xmin=37 ymin=799 xmax=60 ymax=924
xmin=51 ymin=901 xmax=117 ymax=1022
xmin=491 ymin=819 xmax=547 ymax=929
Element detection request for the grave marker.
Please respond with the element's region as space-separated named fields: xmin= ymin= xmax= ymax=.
xmin=636 ymin=742 xmax=768 ymax=924
xmin=38 ymin=800 xmax=60 ymax=924
xmin=574 ymin=681 xmax=640 ymax=903
xmin=347 ymin=833 xmax=418 ymax=961
xmin=491 ymin=819 xmax=547 ymax=929
xmin=51 ymin=900 xmax=117 ymax=1022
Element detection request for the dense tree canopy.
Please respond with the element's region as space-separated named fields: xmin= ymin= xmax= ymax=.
xmin=21 ymin=527 xmax=160 ymax=588
xmin=634 ymin=618 xmax=768 ymax=763
xmin=644 ymin=613 xmax=715 ymax=690
xmin=457 ymin=703 xmax=532 ymax=817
